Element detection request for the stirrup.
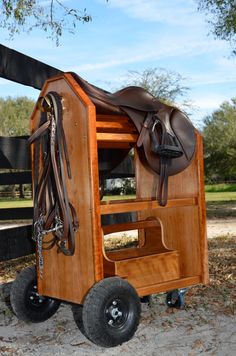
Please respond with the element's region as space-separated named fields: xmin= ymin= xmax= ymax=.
xmin=153 ymin=144 xmax=183 ymax=158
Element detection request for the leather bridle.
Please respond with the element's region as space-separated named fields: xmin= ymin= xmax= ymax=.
xmin=29 ymin=92 xmax=78 ymax=275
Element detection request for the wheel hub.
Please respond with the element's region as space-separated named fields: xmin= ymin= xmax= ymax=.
xmin=105 ymin=298 xmax=128 ymax=328
xmin=27 ymin=284 xmax=48 ymax=308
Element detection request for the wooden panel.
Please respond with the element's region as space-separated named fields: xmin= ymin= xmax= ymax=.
xmin=114 ymin=251 xmax=180 ymax=288
xmin=136 ymin=276 xmax=201 ymax=297
xmin=100 ymin=197 xmax=197 ymax=215
xmin=141 ymin=206 xmax=202 ymax=278
xmin=135 ymin=134 xmax=200 ymax=200
xmin=196 ymin=134 xmax=209 ymax=284
xmin=30 ymin=74 xmax=103 ymax=303
xmin=135 ymin=131 xmax=208 ymax=284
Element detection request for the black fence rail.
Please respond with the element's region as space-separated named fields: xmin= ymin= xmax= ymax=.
xmin=0 ymin=135 xmax=135 ymax=262
xmin=0 ymin=136 xmax=35 ymax=261
xmin=0 ymin=224 xmax=34 ymax=261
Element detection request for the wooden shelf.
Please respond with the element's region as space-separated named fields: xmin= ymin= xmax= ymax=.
xmin=96 ymin=118 xmax=136 ymax=133
xmin=104 ymin=250 xmax=180 ymax=289
xmin=96 ymin=132 xmax=138 ymax=143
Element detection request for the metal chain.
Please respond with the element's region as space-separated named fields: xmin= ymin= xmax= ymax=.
xmin=33 ymin=214 xmax=63 ymax=278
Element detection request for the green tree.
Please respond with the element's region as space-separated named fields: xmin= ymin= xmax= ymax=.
xmin=198 ymin=0 xmax=236 ymax=54
xmin=0 ymin=0 xmax=92 ymax=45
xmin=124 ymin=67 xmax=191 ymax=109
xmin=0 ymin=96 xmax=35 ymax=136
xmin=203 ymin=98 xmax=236 ymax=182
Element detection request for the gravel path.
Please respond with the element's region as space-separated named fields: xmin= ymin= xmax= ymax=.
xmin=0 ymin=220 xmax=235 ymax=355
xmin=207 ymin=218 xmax=236 ymax=238
xmin=0 ymin=285 xmax=235 ymax=356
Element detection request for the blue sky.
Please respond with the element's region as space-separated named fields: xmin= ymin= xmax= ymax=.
xmin=0 ymin=0 xmax=236 ymax=127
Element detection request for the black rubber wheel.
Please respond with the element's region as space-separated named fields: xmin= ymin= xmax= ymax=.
xmin=140 ymin=295 xmax=151 ymax=303
xmin=10 ymin=266 xmax=61 ymax=323
xmin=166 ymin=290 xmax=185 ymax=309
xmin=72 ymin=304 xmax=87 ymax=338
xmin=81 ymin=277 xmax=141 ymax=347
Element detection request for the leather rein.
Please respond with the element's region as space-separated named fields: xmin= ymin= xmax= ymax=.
xmin=124 ymin=108 xmax=184 ymax=206
xmin=29 ymin=92 xmax=78 ymax=276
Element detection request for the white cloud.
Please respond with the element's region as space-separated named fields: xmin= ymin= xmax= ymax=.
xmin=187 ymin=56 xmax=236 ymax=87
xmin=194 ymin=95 xmax=228 ymax=110
xmin=69 ymin=35 xmax=227 ymax=74
xmin=69 ymin=52 xmax=152 ymax=72
xmin=104 ymin=0 xmax=204 ymax=26
xmin=214 ymin=57 xmax=236 ymax=71
xmin=189 ymin=74 xmax=236 ymax=87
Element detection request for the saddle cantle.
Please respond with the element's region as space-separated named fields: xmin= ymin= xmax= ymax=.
xmin=71 ymin=73 xmax=196 ymax=206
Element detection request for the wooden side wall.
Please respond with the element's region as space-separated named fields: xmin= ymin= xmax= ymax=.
xmin=136 ymin=133 xmax=209 ymax=284
xmin=30 ymin=74 xmax=103 ymax=303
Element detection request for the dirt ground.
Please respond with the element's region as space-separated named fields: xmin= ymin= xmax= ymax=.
xmin=207 ymin=218 xmax=236 ymax=239
xmin=0 ymin=219 xmax=235 ymax=356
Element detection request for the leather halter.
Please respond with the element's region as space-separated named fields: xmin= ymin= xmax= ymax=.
xmin=29 ymin=92 xmax=78 ymax=274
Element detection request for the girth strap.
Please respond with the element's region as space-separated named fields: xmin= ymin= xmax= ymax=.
xmin=135 ymin=109 xmax=184 ymax=206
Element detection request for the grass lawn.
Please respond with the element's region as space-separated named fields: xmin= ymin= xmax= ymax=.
xmin=102 ymin=195 xmax=135 ymax=201
xmin=0 ymin=199 xmax=33 ymax=209
xmin=104 ymin=192 xmax=236 ymax=203
xmin=205 ymin=191 xmax=236 ymax=202
xmin=0 ymin=191 xmax=236 ymax=208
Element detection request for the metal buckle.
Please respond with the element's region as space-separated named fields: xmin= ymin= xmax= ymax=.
xmin=151 ymin=118 xmax=160 ymax=132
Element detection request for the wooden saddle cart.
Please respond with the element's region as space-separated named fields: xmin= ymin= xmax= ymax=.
xmin=10 ymin=72 xmax=208 ymax=347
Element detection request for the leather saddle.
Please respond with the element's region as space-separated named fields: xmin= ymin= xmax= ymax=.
xmin=71 ymin=73 xmax=196 ymax=206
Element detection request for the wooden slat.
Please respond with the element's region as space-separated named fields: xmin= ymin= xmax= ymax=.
xmin=103 ymin=219 xmax=160 ymax=235
xmin=136 ymin=276 xmax=201 ymax=297
xmin=106 ymin=244 xmax=168 ymax=261
xmin=97 ymin=141 xmax=134 ymax=149
xmin=97 ymin=132 xmax=138 ymax=143
xmin=96 ymin=120 xmax=136 ymax=133
xmin=96 ymin=114 xmax=129 ymax=121
xmin=100 ymin=197 xmax=198 ymax=215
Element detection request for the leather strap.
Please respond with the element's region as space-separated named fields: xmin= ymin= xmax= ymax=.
xmin=29 ymin=92 xmax=78 ymax=257
xmin=134 ymin=108 xmax=184 ymax=206
xmin=137 ymin=112 xmax=154 ymax=147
